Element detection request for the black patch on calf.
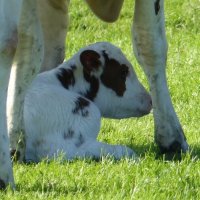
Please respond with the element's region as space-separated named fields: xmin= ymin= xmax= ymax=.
xmin=72 ymin=97 xmax=90 ymax=117
xmin=80 ymin=50 xmax=100 ymax=101
xmin=75 ymin=133 xmax=84 ymax=147
xmin=63 ymin=129 xmax=75 ymax=139
xmin=0 ymin=179 xmax=6 ymax=190
xmin=57 ymin=67 xmax=76 ymax=89
xmin=80 ymin=50 xmax=101 ymax=73
xmin=83 ymin=72 xmax=99 ymax=101
xmin=154 ymin=0 xmax=160 ymax=15
xmin=101 ymin=51 xmax=129 ymax=96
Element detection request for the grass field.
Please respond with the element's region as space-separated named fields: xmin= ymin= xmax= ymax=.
xmin=1 ymin=0 xmax=200 ymax=199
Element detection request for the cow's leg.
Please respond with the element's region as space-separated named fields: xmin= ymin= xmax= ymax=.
xmin=37 ymin=0 xmax=70 ymax=71
xmin=132 ymin=0 xmax=188 ymax=153
xmin=7 ymin=0 xmax=43 ymax=162
xmin=0 ymin=26 xmax=16 ymax=189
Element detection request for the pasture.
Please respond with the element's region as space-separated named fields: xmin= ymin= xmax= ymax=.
xmin=1 ymin=0 xmax=200 ymax=199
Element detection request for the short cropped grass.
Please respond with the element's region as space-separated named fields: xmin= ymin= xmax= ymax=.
xmin=1 ymin=0 xmax=200 ymax=199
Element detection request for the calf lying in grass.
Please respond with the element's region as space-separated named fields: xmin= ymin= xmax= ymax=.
xmin=23 ymin=42 xmax=152 ymax=161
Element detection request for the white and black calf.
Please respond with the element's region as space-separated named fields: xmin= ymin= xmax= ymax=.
xmin=24 ymin=42 xmax=152 ymax=161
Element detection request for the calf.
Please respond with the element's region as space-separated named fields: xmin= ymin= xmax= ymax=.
xmin=24 ymin=42 xmax=152 ymax=161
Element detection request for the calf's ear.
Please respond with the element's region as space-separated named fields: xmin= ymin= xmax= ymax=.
xmin=80 ymin=50 xmax=101 ymax=74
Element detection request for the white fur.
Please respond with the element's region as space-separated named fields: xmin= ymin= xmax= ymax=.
xmin=24 ymin=42 xmax=152 ymax=161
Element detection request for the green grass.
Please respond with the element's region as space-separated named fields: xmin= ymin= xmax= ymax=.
xmin=1 ymin=0 xmax=200 ymax=199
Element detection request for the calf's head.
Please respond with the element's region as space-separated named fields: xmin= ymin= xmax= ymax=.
xmin=58 ymin=42 xmax=152 ymax=118
xmin=78 ymin=42 xmax=152 ymax=118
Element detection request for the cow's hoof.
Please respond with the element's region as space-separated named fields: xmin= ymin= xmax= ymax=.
xmin=155 ymin=123 xmax=189 ymax=155
xmin=0 ymin=179 xmax=6 ymax=190
xmin=159 ymin=140 xmax=189 ymax=154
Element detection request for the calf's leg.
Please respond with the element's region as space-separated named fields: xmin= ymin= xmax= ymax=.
xmin=76 ymin=141 xmax=136 ymax=160
xmin=132 ymin=0 xmax=188 ymax=153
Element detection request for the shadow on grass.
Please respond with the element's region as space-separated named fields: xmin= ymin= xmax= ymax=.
xmin=130 ymin=142 xmax=200 ymax=161
xmin=188 ymin=144 xmax=200 ymax=159
xmin=15 ymin=181 xmax=87 ymax=195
